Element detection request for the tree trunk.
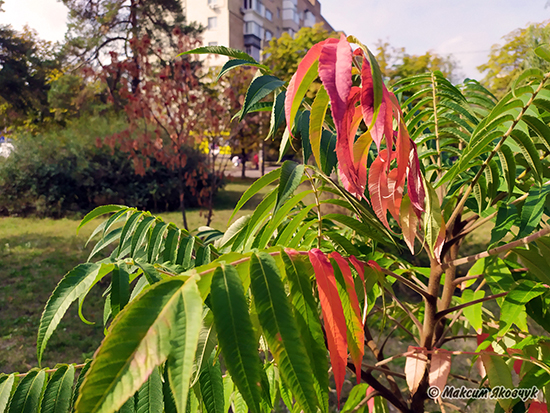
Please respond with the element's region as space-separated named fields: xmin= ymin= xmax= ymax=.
xmin=241 ymin=148 xmax=246 ymax=179
xmin=206 ymin=152 xmax=216 ymax=226
xmin=178 ymin=165 xmax=189 ymax=230
xmin=260 ymin=139 xmax=265 ymax=176
xmin=130 ymin=0 xmax=140 ymax=94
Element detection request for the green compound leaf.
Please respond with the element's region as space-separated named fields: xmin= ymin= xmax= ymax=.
xmin=210 ymin=265 xmax=264 ymax=413
xmin=249 ymin=252 xmax=318 ymax=413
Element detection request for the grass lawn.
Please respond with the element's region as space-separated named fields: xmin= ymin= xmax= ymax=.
xmin=0 ymin=177 xmax=271 ymax=373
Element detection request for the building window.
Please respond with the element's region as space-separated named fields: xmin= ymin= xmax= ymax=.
xmin=245 ymin=45 xmax=261 ymax=61
xmin=208 ymin=0 xmax=217 ymax=6
xmin=243 ymin=0 xmax=252 ymax=8
xmin=265 ymin=9 xmax=273 ymax=21
xmin=255 ymin=0 xmax=263 ymax=14
xmin=208 ymin=17 xmax=217 ymax=29
xmin=244 ymin=21 xmax=262 ymax=38
xmin=265 ymin=30 xmax=272 ymax=41
xmin=294 ymin=9 xmax=300 ymax=24
xmin=208 ymin=41 xmax=218 ymax=46
xmin=277 ymin=7 xmax=280 ymax=18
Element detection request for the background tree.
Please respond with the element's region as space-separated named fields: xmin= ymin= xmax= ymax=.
xmin=102 ymin=32 xmax=210 ymax=230
xmin=0 ymin=25 xmax=60 ymax=130
xmin=263 ymin=23 xmax=339 ymax=82
xmin=478 ymin=20 xmax=550 ymax=97
xmin=62 ymin=0 xmax=202 ymax=96
xmin=376 ymin=40 xmax=459 ymax=84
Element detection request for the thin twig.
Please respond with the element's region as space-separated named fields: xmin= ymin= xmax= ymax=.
xmin=441 ymin=226 xmax=550 ymax=270
xmin=380 ymin=268 xmax=430 ymax=299
xmin=435 ymin=292 xmax=508 ymax=321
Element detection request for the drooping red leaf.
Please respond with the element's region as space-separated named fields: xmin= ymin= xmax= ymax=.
xmin=330 ymin=252 xmax=364 ymax=383
xmin=285 ymin=37 xmax=339 ymax=137
xmin=366 ymin=386 xmax=375 ymax=413
xmin=428 ymin=349 xmax=452 ymax=399
xmin=395 ymin=118 xmax=411 ymax=191
xmin=308 ymin=248 xmax=348 ymax=404
xmin=368 ymin=151 xmax=390 ymax=229
xmin=386 ymin=168 xmax=404 ymax=223
xmin=407 ymin=139 xmax=426 ymax=214
xmin=529 ymin=401 xmax=548 ymax=413
xmin=405 ymin=346 xmax=428 ymax=395
xmin=400 ymin=194 xmax=419 ymax=254
xmin=433 ymin=218 xmax=446 ymax=264
xmin=360 ymin=58 xmax=386 ymax=151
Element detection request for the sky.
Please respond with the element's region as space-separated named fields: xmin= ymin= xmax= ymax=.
xmin=0 ymin=0 xmax=548 ymax=81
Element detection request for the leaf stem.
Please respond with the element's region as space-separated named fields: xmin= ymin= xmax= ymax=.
xmin=304 ymin=168 xmax=324 ymax=249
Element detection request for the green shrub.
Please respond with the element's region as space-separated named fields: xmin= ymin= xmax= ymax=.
xmin=0 ymin=116 xmax=222 ymax=217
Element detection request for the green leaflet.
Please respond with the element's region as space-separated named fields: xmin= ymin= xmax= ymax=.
xmin=111 ymin=265 xmax=130 ymax=318
xmin=518 ymin=187 xmax=550 ymax=238
xmin=240 ymin=75 xmax=285 ymax=121
xmin=480 ymin=354 xmax=514 ymax=411
xmin=88 ymin=227 xmax=123 ymax=261
xmin=8 ymin=369 xmax=46 ymax=413
xmin=497 ymin=144 xmax=516 ymax=198
xmin=489 ymin=204 xmax=518 ymax=249
xmin=319 ymin=130 xmax=337 ymax=175
xmin=37 ymin=263 xmax=114 ymax=364
xmin=461 ymin=290 xmax=485 ymax=332
xmin=176 ymin=236 xmax=195 ymax=269
xmin=514 ymin=247 xmax=550 ymax=285
xmin=499 ymin=280 xmax=547 ymax=337
xmin=216 ymin=59 xmax=270 ymax=82
xmin=71 ymin=359 xmax=92 ymax=411
xmin=340 ymin=383 xmax=369 ymax=413
xmin=181 ymin=46 xmax=257 ymax=63
xmin=147 ymin=222 xmax=169 ymax=263
xmin=0 ymin=375 xmax=15 ymax=413
xmin=249 ymin=252 xmax=317 ymax=413
xmin=275 ymin=205 xmax=315 ymax=246
xmin=267 ymin=90 xmax=286 ymax=139
xmin=222 ymin=376 xmax=234 ymax=413
xmin=282 ymin=252 xmax=329 ymax=413
xmin=288 ymin=60 xmax=319 ymax=132
xmin=309 ymin=85 xmax=330 ymax=168
xmin=209 ymin=265 xmax=263 ymax=413
xmin=75 ymin=277 xmax=202 ymax=413
xmin=198 ymin=352 xmax=224 ymax=413
xmin=163 ymin=229 xmax=180 ymax=264
xmin=258 ymin=190 xmax=313 ymax=249
xmin=116 ymin=211 xmax=143 ymax=258
xmin=228 ymin=167 xmax=281 ymax=224
xmin=117 ymin=397 xmax=135 ymax=413
xmin=322 ymin=213 xmax=392 ymax=245
xmin=77 ymin=205 xmax=125 ymax=233
xmin=278 ymin=126 xmax=291 ymax=163
xmin=41 ymin=364 xmax=75 ymax=413
xmin=423 ymin=181 xmax=442 ymax=256
xmin=190 ymin=310 xmax=218 ymax=387
xmin=136 ymin=367 xmax=163 ymax=413
xmin=243 ymin=189 xmax=278 ymax=250
xmin=130 ymin=217 xmax=156 ymax=258
xmin=510 ymin=128 xmax=542 ymax=183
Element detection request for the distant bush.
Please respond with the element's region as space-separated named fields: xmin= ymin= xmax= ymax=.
xmin=0 ymin=116 xmax=222 ymax=217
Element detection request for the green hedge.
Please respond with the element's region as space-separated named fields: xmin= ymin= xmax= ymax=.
xmin=0 ymin=117 xmax=221 ymax=217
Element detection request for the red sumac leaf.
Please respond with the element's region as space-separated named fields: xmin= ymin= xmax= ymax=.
xmin=285 ymin=37 xmax=338 ymax=136
xmin=405 ymin=346 xmax=427 ymax=395
xmin=330 ymin=252 xmax=364 ymax=383
xmin=407 ymin=140 xmax=426 ymax=213
xmin=400 ymin=194 xmax=419 ymax=254
xmin=308 ymin=248 xmax=347 ymax=404
xmin=529 ymin=401 xmax=548 ymax=413
xmin=368 ymin=151 xmax=390 ymax=229
xmin=428 ymin=349 xmax=452 ymax=398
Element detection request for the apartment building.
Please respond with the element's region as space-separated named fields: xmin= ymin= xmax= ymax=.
xmin=182 ymin=0 xmax=333 ymax=65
